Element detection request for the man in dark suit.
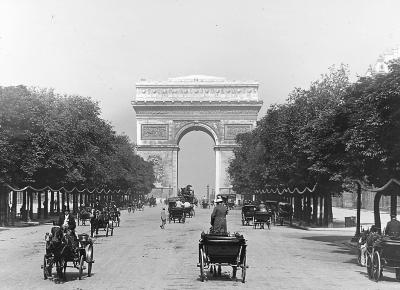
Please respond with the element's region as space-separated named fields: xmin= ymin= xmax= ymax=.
xmin=385 ymin=214 xmax=400 ymax=237
xmin=58 ymin=208 xmax=76 ymax=231
xmin=58 ymin=208 xmax=78 ymax=248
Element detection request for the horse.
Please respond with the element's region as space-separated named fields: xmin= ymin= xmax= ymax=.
xmin=90 ymin=209 xmax=112 ymax=237
xmin=45 ymin=226 xmax=77 ymax=280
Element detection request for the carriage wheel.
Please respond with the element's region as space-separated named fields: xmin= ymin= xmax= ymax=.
xmin=86 ymin=244 xmax=93 ymax=277
xmin=241 ymin=256 xmax=246 ymax=283
xmin=182 ymin=216 xmax=186 ymax=224
xmin=372 ymin=251 xmax=381 ymax=282
xmin=199 ymin=248 xmax=205 ymax=282
xmin=217 ymin=265 xmax=221 ymax=276
xmin=63 ymin=261 xmax=67 ymax=280
xmin=106 ymin=223 xmax=109 ymax=237
xmin=366 ymin=253 xmax=372 ymax=279
xmin=78 ymin=255 xmax=84 ymax=280
xmin=43 ymin=255 xmax=49 ymax=279
xmin=242 ymin=218 xmax=245 ymax=226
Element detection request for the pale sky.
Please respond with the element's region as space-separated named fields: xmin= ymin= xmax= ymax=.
xmin=1 ymin=0 xmax=400 ymax=194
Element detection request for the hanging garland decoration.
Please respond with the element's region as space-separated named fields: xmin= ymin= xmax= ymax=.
xmin=3 ymin=184 xmax=129 ymax=196
xmin=254 ymin=183 xmax=318 ymax=196
xmin=357 ymin=178 xmax=400 ymax=193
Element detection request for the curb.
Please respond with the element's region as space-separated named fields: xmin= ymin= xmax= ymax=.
xmin=290 ymin=223 xmax=357 ymax=232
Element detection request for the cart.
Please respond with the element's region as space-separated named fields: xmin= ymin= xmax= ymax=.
xmin=198 ymin=233 xmax=247 ymax=283
xmin=253 ymin=211 xmax=272 ymax=229
xmin=241 ymin=205 xmax=256 ymax=226
xmin=43 ymin=229 xmax=94 ymax=281
xmin=169 ymin=207 xmax=186 ymax=223
xmin=367 ymin=237 xmax=400 ymax=281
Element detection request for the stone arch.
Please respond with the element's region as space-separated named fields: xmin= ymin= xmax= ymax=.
xmin=132 ymin=75 xmax=262 ymax=196
xmin=175 ymin=122 xmax=219 ymax=145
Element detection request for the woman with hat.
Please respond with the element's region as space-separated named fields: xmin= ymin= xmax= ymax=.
xmin=210 ymin=196 xmax=228 ymax=234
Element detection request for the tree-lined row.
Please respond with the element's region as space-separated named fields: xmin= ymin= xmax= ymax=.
xmin=229 ymin=60 xmax=400 ymax=225
xmin=0 ymin=85 xmax=155 ymax=194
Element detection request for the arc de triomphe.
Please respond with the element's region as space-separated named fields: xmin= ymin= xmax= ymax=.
xmin=132 ymin=75 xmax=262 ymax=196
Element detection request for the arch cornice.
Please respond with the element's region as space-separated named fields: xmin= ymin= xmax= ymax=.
xmin=175 ymin=121 xmax=219 ymax=145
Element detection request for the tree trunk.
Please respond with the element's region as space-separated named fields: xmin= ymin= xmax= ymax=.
xmin=374 ymin=192 xmax=382 ymax=234
xmin=323 ymin=195 xmax=329 ymax=226
xmin=44 ymin=190 xmax=48 ymax=219
xmin=312 ymin=195 xmax=318 ymax=224
xmin=37 ymin=191 xmax=41 ymax=219
xmin=319 ymin=196 xmax=323 ymax=226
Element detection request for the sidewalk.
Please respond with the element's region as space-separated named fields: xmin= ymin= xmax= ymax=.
xmin=290 ymin=206 xmax=392 ymax=232
xmin=0 ymin=215 xmax=57 ymax=229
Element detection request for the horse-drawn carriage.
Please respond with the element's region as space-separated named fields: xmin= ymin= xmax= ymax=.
xmin=168 ymin=197 xmax=185 ymax=223
xmin=137 ymin=202 xmax=144 ymax=211
xmin=253 ymin=211 xmax=272 ymax=229
xmin=43 ymin=228 xmax=94 ymax=281
xmin=109 ymin=208 xmax=120 ymax=227
xmin=90 ymin=210 xmax=114 ymax=237
xmin=277 ymin=202 xmax=293 ymax=226
xmin=183 ymin=205 xmax=195 ymax=218
xmin=202 ymin=200 xmax=209 ymax=209
xmin=355 ymin=179 xmax=400 ymax=282
xmin=366 ymin=236 xmax=400 ymax=281
xmin=149 ymin=196 xmax=157 ymax=207
xmin=77 ymin=207 xmax=92 ymax=226
xmin=198 ymin=232 xmax=247 ymax=283
xmin=241 ymin=205 xmax=256 ymax=226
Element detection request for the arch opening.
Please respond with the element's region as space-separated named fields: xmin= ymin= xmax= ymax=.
xmin=175 ymin=122 xmax=218 ymax=145
xmin=177 ymin=129 xmax=216 ymax=200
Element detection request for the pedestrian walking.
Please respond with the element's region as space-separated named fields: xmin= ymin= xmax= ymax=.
xmin=160 ymin=207 xmax=166 ymax=229
xmin=210 ymin=196 xmax=228 ymax=234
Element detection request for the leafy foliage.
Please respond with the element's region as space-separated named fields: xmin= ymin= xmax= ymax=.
xmin=229 ymin=61 xmax=400 ymax=197
xmin=0 ymin=86 xmax=154 ymax=194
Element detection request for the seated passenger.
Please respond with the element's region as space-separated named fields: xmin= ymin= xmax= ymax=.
xmin=183 ymin=201 xmax=191 ymax=208
xmin=176 ymin=200 xmax=183 ymax=208
xmin=257 ymin=201 xmax=267 ymax=212
xmin=385 ymin=214 xmax=400 ymax=237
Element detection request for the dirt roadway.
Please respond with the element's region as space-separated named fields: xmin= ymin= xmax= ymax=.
xmin=0 ymin=206 xmax=399 ymax=290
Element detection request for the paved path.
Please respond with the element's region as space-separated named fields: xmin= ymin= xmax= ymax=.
xmin=0 ymin=206 xmax=399 ymax=289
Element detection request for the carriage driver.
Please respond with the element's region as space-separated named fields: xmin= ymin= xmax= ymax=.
xmin=58 ymin=208 xmax=78 ymax=248
xmin=385 ymin=214 xmax=400 ymax=237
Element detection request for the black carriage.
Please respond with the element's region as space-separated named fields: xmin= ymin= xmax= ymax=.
xmin=183 ymin=205 xmax=195 ymax=218
xmin=265 ymin=200 xmax=279 ymax=225
xmin=202 ymin=200 xmax=209 ymax=209
xmin=110 ymin=208 xmax=120 ymax=227
xmin=241 ymin=205 xmax=256 ymax=226
xmin=77 ymin=207 xmax=92 ymax=226
xmin=364 ymin=179 xmax=400 ymax=282
xmin=169 ymin=207 xmax=186 ymax=223
xmin=90 ymin=210 xmax=114 ymax=237
xmin=198 ymin=233 xmax=247 ymax=283
xmin=137 ymin=202 xmax=144 ymax=211
xmin=43 ymin=228 xmax=94 ymax=281
xmin=277 ymin=202 xmax=293 ymax=226
xmin=253 ymin=211 xmax=272 ymax=229
xmin=149 ymin=197 xmax=157 ymax=207
xmin=367 ymin=237 xmax=400 ymax=281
